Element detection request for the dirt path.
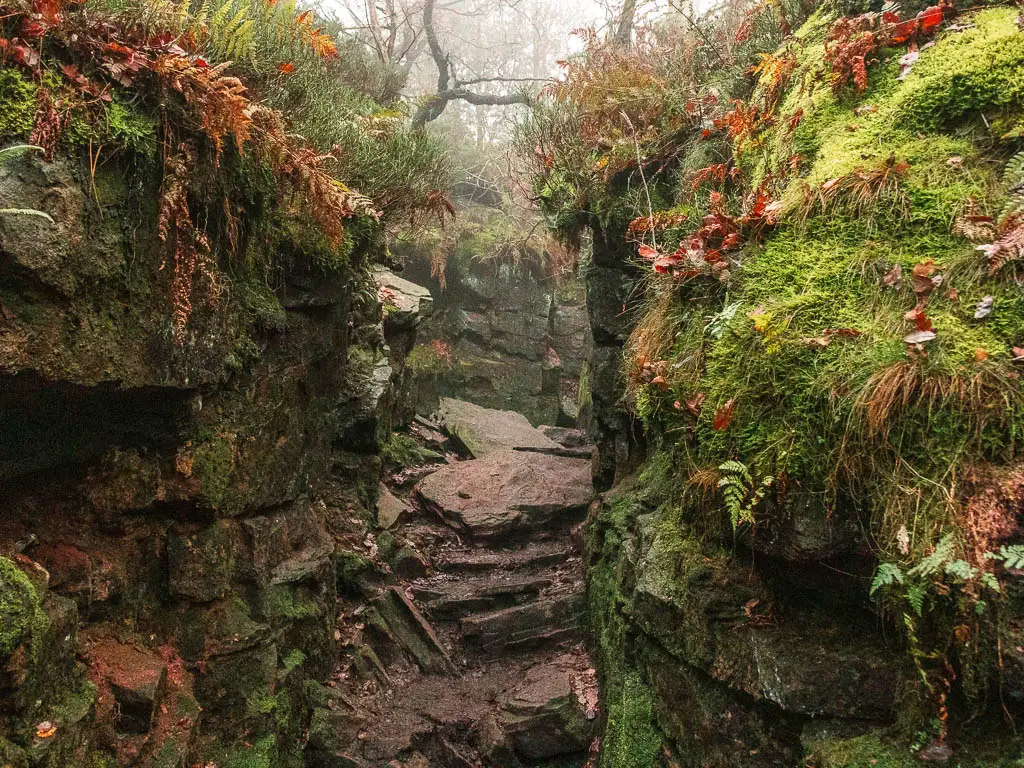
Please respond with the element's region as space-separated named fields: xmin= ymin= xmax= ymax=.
xmin=309 ymin=401 xmax=600 ymax=767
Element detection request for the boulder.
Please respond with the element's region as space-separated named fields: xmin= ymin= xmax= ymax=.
xmin=498 ymin=654 xmax=595 ymax=760
xmin=376 ymin=269 xmax=433 ymax=330
xmin=538 ymin=426 xmax=590 ymax=448
xmin=376 ymin=484 xmax=409 ymax=530
xmin=415 ymin=450 xmax=593 ymax=540
xmin=435 ymin=398 xmax=559 ymax=458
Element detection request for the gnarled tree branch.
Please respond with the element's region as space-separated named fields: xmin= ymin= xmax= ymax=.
xmin=412 ymin=0 xmax=534 ymax=127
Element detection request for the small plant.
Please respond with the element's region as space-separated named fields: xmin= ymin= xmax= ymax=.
xmin=717 ymin=460 xmax=774 ymax=529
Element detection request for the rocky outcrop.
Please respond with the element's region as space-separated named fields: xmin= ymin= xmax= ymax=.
xmin=402 ymin=250 xmax=592 ymax=428
xmin=0 ymin=152 xmax=430 ymax=767
xmin=583 ymin=470 xmax=909 ymax=766
xmin=584 ymin=231 xmax=645 ymax=490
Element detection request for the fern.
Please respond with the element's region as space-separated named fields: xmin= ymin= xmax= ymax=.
xmin=1000 ymin=150 xmax=1024 ymax=221
xmin=870 ymin=562 xmax=904 ymax=595
xmin=944 ymin=559 xmax=977 ymax=581
xmin=906 ymin=584 xmax=927 ymax=617
xmin=717 ymin=460 xmax=772 ymax=529
xmin=908 ymin=532 xmax=958 ymax=578
xmin=993 ymin=544 xmax=1024 ymax=570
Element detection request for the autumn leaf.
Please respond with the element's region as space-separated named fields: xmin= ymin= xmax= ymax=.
xmin=277 ymin=62 xmax=296 ymax=73
xmin=650 ymin=375 xmax=669 ymax=390
xmin=911 ymin=260 xmax=941 ymax=295
xmin=974 ymin=348 xmax=989 ymax=362
xmin=1013 ymin=346 xmax=1024 ymax=361
xmin=638 ymin=244 xmax=658 ymax=260
xmin=904 ymin=308 xmax=934 ymax=332
xmin=712 ymin=398 xmax=736 ymax=431
xmin=687 ymin=392 xmax=706 ymax=416
xmin=882 ymin=263 xmax=902 ymax=287
xmin=35 ymin=721 xmax=57 ymax=739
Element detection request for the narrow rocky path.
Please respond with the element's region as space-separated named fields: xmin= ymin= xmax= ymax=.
xmin=308 ymin=399 xmax=600 ymax=768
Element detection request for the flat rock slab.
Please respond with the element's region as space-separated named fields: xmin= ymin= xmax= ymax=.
xmin=415 ymin=450 xmax=593 ymax=541
xmin=436 ymin=398 xmax=559 ymax=458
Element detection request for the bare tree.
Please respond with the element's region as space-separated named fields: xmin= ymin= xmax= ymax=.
xmin=411 ymin=0 xmax=539 ymax=126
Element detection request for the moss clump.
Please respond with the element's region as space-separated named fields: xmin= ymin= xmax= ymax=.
xmin=379 ymin=431 xmax=440 ymax=467
xmin=601 ymin=671 xmax=663 ymax=768
xmin=805 ymin=732 xmax=916 ymax=767
xmin=0 ymin=69 xmax=38 ymax=139
xmin=191 ymin=433 xmax=238 ymax=512
xmin=0 ymin=556 xmax=45 ymax=657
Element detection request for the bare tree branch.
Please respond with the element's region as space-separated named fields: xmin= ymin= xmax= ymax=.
xmin=411 ymin=0 xmax=535 ymax=127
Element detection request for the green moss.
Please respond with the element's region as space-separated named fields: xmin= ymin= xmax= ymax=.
xmin=601 ymin=671 xmax=663 ymax=768
xmin=336 ymin=549 xmax=374 ymax=593
xmin=0 ymin=556 xmax=45 ymax=657
xmin=191 ymin=434 xmax=238 ymax=512
xmin=805 ymin=732 xmax=916 ymax=768
xmin=259 ymin=584 xmax=320 ymax=621
xmin=379 ymin=431 xmax=440 ymax=467
xmin=585 ymin=490 xmax=666 ymax=768
xmin=0 ymin=69 xmax=38 ymax=139
xmin=220 ymin=734 xmax=277 ymax=768
xmin=281 ymin=648 xmax=306 ymax=673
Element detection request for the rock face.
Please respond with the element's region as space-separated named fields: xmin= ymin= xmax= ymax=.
xmin=585 ymin=234 xmax=646 ymax=490
xmin=0 ymin=152 xmax=430 ymax=767
xmin=584 ymin=476 xmax=906 ymax=767
xmin=401 ymin=246 xmax=592 ymax=427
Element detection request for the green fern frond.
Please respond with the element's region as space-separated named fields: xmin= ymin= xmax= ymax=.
xmin=996 ymin=544 xmax=1024 ymax=570
xmin=870 ymin=562 xmax=903 ymax=595
xmin=908 ymin=532 xmax=957 ymax=578
xmin=906 ymin=584 xmax=926 ymax=616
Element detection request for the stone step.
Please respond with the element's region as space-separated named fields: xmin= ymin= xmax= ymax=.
xmin=460 ymin=591 xmax=585 ymax=653
xmin=434 ymin=542 xmax=575 ymax=574
xmin=413 ymin=573 xmax=556 ymax=620
xmin=415 ymin=450 xmax=593 ymax=543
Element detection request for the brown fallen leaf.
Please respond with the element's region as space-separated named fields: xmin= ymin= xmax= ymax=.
xmin=883 ymin=263 xmax=902 ymax=287
xmin=975 ymin=348 xmax=989 ymax=362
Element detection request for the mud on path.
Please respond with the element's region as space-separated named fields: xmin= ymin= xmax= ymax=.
xmin=308 ymin=400 xmax=600 ymax=768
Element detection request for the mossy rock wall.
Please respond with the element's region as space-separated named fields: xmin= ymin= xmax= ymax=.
xmin=399 ymin=208 xmax=593 ymax=428
xmin=0 ymin=147 xmax=415 ymax=767
xmin=581 ymin=4 xmax=1024 ymax=766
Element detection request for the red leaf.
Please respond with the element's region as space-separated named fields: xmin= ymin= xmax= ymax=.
xmin=638 ymin=244 xmax=658 ymax=260
xmin=712 ymin=399 xmax=736 ymax=431
xmin=904 ymin=308 xmax=934 ymax=332
xmin=918 ymin=5 xmax=944 ymax=31
xmin=277 ymin=62 xmax=296 ymax=73
xmin=650 ymin=375 xmax=669 ymax=390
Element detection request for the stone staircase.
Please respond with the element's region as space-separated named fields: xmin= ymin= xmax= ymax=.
xmin=307 ymin=401 xmax=599 ymax=768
